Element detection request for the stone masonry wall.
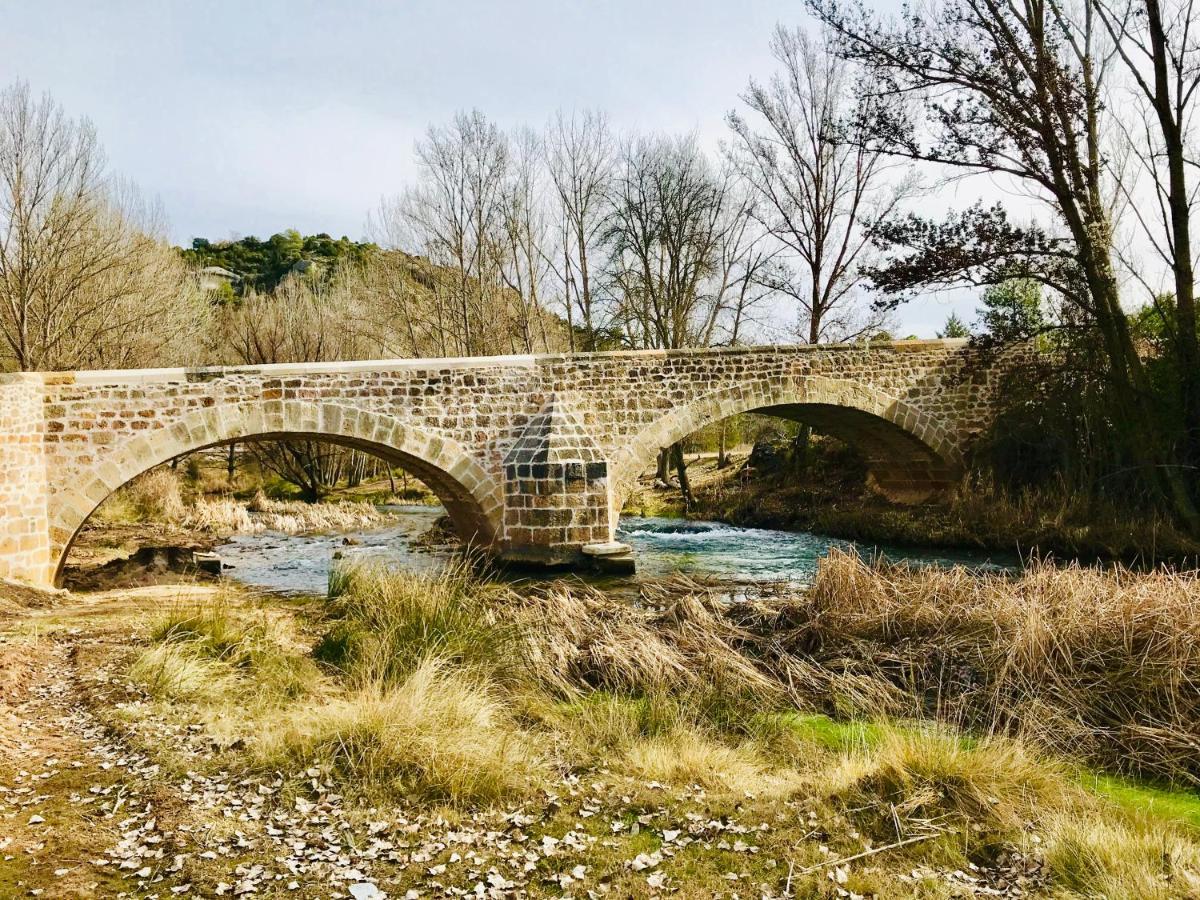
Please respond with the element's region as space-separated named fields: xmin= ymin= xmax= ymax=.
xmin=0 ymin=340 xmax=1014 ymax=585
xmin=0 ymin=377 xmax=51 ymax=586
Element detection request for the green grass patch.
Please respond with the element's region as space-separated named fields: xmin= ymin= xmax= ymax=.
xmin=1084 ymin=772 xmax=1200 ymax=829
xmin=772 ymin=711 xmax=888 ymax=751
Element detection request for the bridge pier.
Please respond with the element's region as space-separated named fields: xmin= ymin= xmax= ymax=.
xmin=497 ymin=397 xmax=619 ymax=567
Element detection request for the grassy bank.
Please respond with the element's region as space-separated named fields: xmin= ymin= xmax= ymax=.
xmin=64 ymin=466 xmax=419 ymax=585
xmin=4 ymin=554 xmax=1191 ymax=896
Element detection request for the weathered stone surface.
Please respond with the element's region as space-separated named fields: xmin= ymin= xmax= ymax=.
xmin=0 ymin=340 xmax=1016 ymax=586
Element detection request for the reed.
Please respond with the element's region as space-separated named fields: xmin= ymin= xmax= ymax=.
xmin=772 ymin=549 xmax=1200 ymax=783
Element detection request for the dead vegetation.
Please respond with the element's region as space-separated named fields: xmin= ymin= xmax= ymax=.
xmin=785 ymin=549 xmax=1200 ymax=784
xmin=93 ymin=467 xmax=386 ymax=536
xmin=675 ymin=445 xmax=1200 ymax=563
xmin=8 ymin=555 xmax=1200 ymax=897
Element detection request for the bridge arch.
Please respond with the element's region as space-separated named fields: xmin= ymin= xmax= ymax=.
xmin=609 ymin=376 xmax=961 ymax=513
xmin=50 ymin=399 xmax=504 ymax=583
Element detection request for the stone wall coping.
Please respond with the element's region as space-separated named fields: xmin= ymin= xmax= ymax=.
xmin=0 ymin=338 xmax=971 ymax=385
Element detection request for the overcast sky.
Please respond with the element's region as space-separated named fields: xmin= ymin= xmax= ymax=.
xmin=2 ymin=0 xmax=982 ymax=337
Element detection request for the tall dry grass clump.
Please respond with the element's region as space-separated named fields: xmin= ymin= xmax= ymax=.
xmin=830 ymin=727 xmax=1069 ymax=836
xmin=783 ymin=549 xmax=1200 ymax=783
xmin=259 ymin=657 xmax=542 ymax=805
xmin=1042 ymin=812 xmax=1200 ymax=899
xmin=310 ymin=562 xmax=793 ymax=796
xmin=321 ymin=560 xmax=781 ymax=711
xmin=132 ymin=594 xmax=320 ymax=703
xmin=516 ymin=579 xmax=781 ymax=707
xmin=316 ymin=560 xmax=519 ymax=686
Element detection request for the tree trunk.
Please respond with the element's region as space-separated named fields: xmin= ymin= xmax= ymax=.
xmin=670 ymin=442 xmax=694 ymax=510
xmin=346 ymin=450 xmax=365 ymax=488
xmin=717 ymin=423 xmax=731 ymax=469
xmin=1145 ymin=0 xmax=1200 ymax=503
xmin=655 ymin=448 xmax=671 ymax=483
xmin=791 ymin=424 xmax=813 ymax=475
xmin=1090 ymin=270 xmax=1200 ymax=530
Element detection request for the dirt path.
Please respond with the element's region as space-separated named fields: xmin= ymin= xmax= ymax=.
xmin=0 ymin=590 xmax=185 ymax=897
xmin=0 ymin=587 xmax=483 ymax=899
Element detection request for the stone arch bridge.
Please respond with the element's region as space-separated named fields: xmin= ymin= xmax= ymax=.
xmin=0 ymin=340 xmax=1011 ymax=587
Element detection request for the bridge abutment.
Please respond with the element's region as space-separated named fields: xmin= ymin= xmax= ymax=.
xmin=0 ymin=378 xmax=53 ymax=587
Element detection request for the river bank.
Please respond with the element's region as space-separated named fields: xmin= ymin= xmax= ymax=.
xmin=4 ymin=554 xmax=1200 ymax=898
xmin=62 ymin=468 xmax=424 ymax=591
xmin=627 ymin=447 xmax=1200 ymax=565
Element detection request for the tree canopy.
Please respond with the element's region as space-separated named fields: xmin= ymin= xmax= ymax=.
xmin=181 ymin=230 xmax=378 ymax=294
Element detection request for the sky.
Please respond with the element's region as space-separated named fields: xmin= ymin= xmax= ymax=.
xmin=2 ymin=0 xmax=983 ymax=338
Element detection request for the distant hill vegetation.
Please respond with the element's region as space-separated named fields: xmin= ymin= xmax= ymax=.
xmin=181 ymin=230 xmax=378 ymax=295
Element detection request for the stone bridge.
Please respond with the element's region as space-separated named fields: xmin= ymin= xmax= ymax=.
xmin=0 ymin=340 xmax=1011 ymax=587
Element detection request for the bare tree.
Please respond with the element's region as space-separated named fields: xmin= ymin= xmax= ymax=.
xmin=1094 ymin=0 xmax=1200 ymax=476
xmin=605 ymin=133 xmax=764 ymax=502
xmin=220 ymin=269 xmax=362 ymax=367
xmin=809 ymin=0 xmax=1200 ymax=527
xmin=367 ymin=199 xmax=565 ymax=359
xmin=220 ymin=267 xmax=369 ymax=499
xmin=545 ymin=110 xmax=616 ymax=351
xmin=395 ymin=110 xmax=510 ymax=357
xmin=0 ymin=81 xmax=203 ymax=372
xmin=726 ymin=25 xmax=910 ymax=345
xmin=498 ymin=127 xmax=555 ymax=353
xmin=608 ymin=134 xmax=730 ymax=350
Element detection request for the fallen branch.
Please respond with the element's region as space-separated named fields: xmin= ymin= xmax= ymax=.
xmin=797 ymin=832 xmax=939 ymax=875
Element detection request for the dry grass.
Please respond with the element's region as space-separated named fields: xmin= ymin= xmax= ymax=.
xmin=320 ymin=560 xmax=780 ymax=711
xmin=322 ymin=553 xmax=1200 ymax=786
xmin=127 ymin=642 xmax=236 ymax=701
xmin=92 ymin=467 xmax=187 ymax=525
xmin=759 ymin=550 xmax=1200 ymax=784
xmin=185 ymin=491 xmax=382 ymax=534
xmin=623 ymin=728 xmax=794 ymax=795
xmin=258 ymin=657 xmax=543 ymax=805
xmin=90 ymin=464 xmax=385 ymax=535
xmin=694 ymin=463 xmax=1200 ymax=562
xmin=97 ymin=561 xmax=1200 ymax=896
xmin=513 ymin=579 xmax=781 ymax=708
xmin=831 ymin=727 xmax=1068 ymax=836
xmin=316 ymin=560 xmax=519 ymax=686
xmin=133 ymin=594 xmax=320 ymax=703
xmin=1044 ymin=814 xmax=1200 ymax=899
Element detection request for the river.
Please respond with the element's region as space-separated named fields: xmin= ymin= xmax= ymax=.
xmin=214 ymin=504 xmax=1015 ymax=595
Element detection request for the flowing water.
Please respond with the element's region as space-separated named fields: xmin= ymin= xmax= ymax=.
xmin=215 ymin=504 xmax=1016 ymax=595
